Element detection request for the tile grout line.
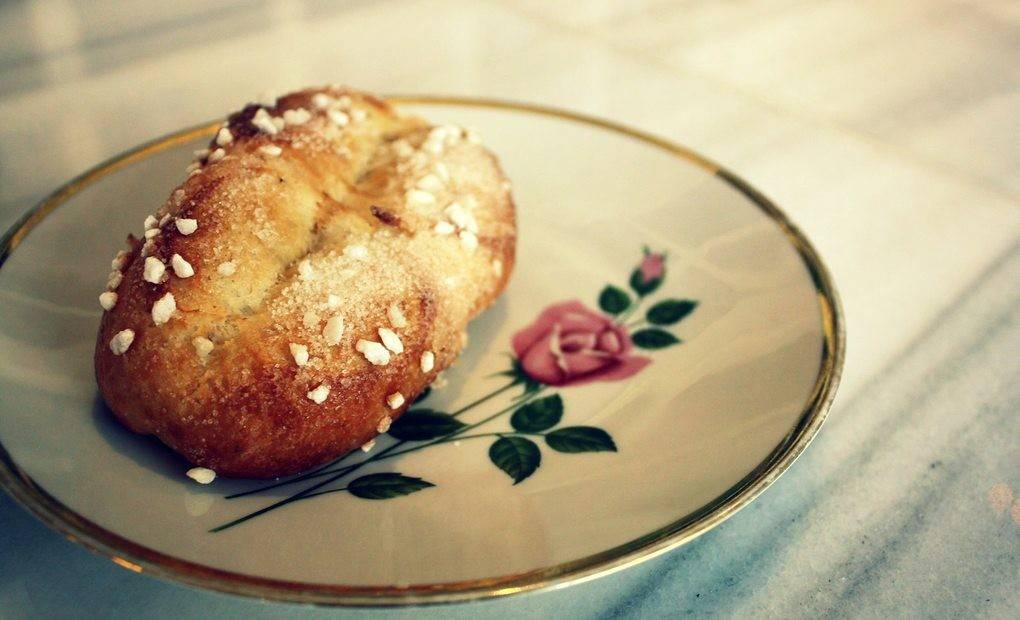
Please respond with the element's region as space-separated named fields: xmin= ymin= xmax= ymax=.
xmin=491 ymin=0 xmax=1020 ymax=206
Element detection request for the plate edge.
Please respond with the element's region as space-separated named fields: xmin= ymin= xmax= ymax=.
xmin=0 ymin=95 xmax=846 ymax=607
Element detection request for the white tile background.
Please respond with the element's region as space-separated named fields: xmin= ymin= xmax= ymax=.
xmin=0 ymin=1 xmax=1017 ymax=617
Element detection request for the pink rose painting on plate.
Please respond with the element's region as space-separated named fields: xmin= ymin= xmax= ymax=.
xmin=214 ymin=247 xmax=697 ymax=532
xmin=511 ymin=301 xmax=651 ymax=387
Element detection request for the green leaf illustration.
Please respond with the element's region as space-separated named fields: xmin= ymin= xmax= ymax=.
xmin=489 ymin=436 xmax=541 ymax=484
xmin=510 ymin=394 xmax=563 ymax=432
xmin=629 ymin=268 xmax=662 ymax=296
xmin=631 ymin=328 xmax=681 ymax=349
xmin=646 ymin=299 xmax=698 ymax=325
xmin=387 ymin=409 xmax=465 ymax=441
xmin=545 ymin=427 xmax=617 ymax=453
xmin=598 ymin=285 xmax=631 ymax=315
xmin=347 ymin=473 xmax=435 ymax=499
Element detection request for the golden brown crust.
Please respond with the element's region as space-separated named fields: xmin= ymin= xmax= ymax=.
xmin=94 ymin=86 xmax=516 ymax=478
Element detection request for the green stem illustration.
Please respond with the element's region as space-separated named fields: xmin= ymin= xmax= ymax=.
xmin=210 ymin=441 xmax=405 ymax=532
xmin=211 ymin=386 xmax=546 ymax=532
xmin=436 ymin=431 xmax=546 ymax=442
xmin=225 ymin=380 xmax=521 ymax=500
xmin=300 ymin=486 xmax=349 ymax=499
xmin=448 ymin=380 xmax=519 ymax=416
xmin=362 ymin=389 xmax=547 ymax=464
xmin=617 ymin=295 xmax=647 ymax=324
xmin=232 ymin=430 xmax=547 ymax=502
xmin=209 ymin=245 xmax=687 ymax=533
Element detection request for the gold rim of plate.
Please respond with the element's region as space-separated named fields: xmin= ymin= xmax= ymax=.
xmin=0 ymin=96 xmax=846 ymax=607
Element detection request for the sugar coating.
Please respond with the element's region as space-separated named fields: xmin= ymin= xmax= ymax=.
xmin=297 ymin=259 xmax=314 ymax=281
xmin=445 ymin=202 xmax=476 ymax=231
xmin=143 ymin=256 xmax=166 ymax=283
xmin=322 ymin=315 xmax=345 ymax=345
xmin=417 ymin=174 xmax=443 ymax=192
xmin=258 ymin=157 xmax=505 ymax=373
xmin=434 ymin=161 xmax=450 ymax=182
xmin=302 ymin=310 xmax=320 ymax=330
xmin=307 ymin=383 xmax=330 ymax=404
xmin=151 ymin=292 xmax=176 ymax=325
xmin=377 ymin=416 xmax=392 ymax=433
xmin=393 ymin=140 xmax=414 ymax=158
xmin=420 ymin=350 xmax=435 ymax=373
xmin=386 ymin=392 xmax=405 ymax=410
xmin=252 ymin=108 xmax=279 ymax=135
xmin=193 ymin=337 xmax=214 ymax=361
xmin=283 ymin=108 xmax=312 ymax=125
xmin=459 ymin=230 xmax=478 ymax=252
xmin=356 ymin=339 xmax=390 ymax=365
xmin=111 ymin=250 xmax=129 ymax=271
xmin=289 ymin=342 xmax=309 ymax=366
xmin=216 ymin=127 xmax=234 ymax=146
xmin=110 ymin=329 xmax=134 ymax=355
xmin=186 ymin=467 xmax=216 ymax=484
xmin=99 ymin=291 xmax=118 ymax=311
xmin=176 ymin=218 xmax=198 ymax=235
xmin=378 ymin=327 xmax=403 ymax=354
xmin=328 ymin=109 xmax=349 ymax=127
xmin=170 ymin=253 xmax=194 ymax=278
xmin=98 ymin=89 xmax=513 ymax=472
xmin=407 ymin=189 xmax=435 ymax=207
xmin=311 ymin=93 xmax=334 ymax=109
xmin=343 ymin=245 xmax=368 ymax=260
xmin=387 ymin=303 xmax=407 ymax=328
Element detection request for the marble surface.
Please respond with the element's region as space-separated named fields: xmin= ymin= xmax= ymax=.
xmin=0 ymin=1 xmax=1017 ymax=617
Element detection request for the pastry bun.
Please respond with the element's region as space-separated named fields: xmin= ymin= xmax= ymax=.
xmin=94 ymin=86 xmax=515 ymax=478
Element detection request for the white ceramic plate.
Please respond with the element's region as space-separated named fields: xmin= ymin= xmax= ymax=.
xmin=0 ymin=98 xmax=843 ymax=605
